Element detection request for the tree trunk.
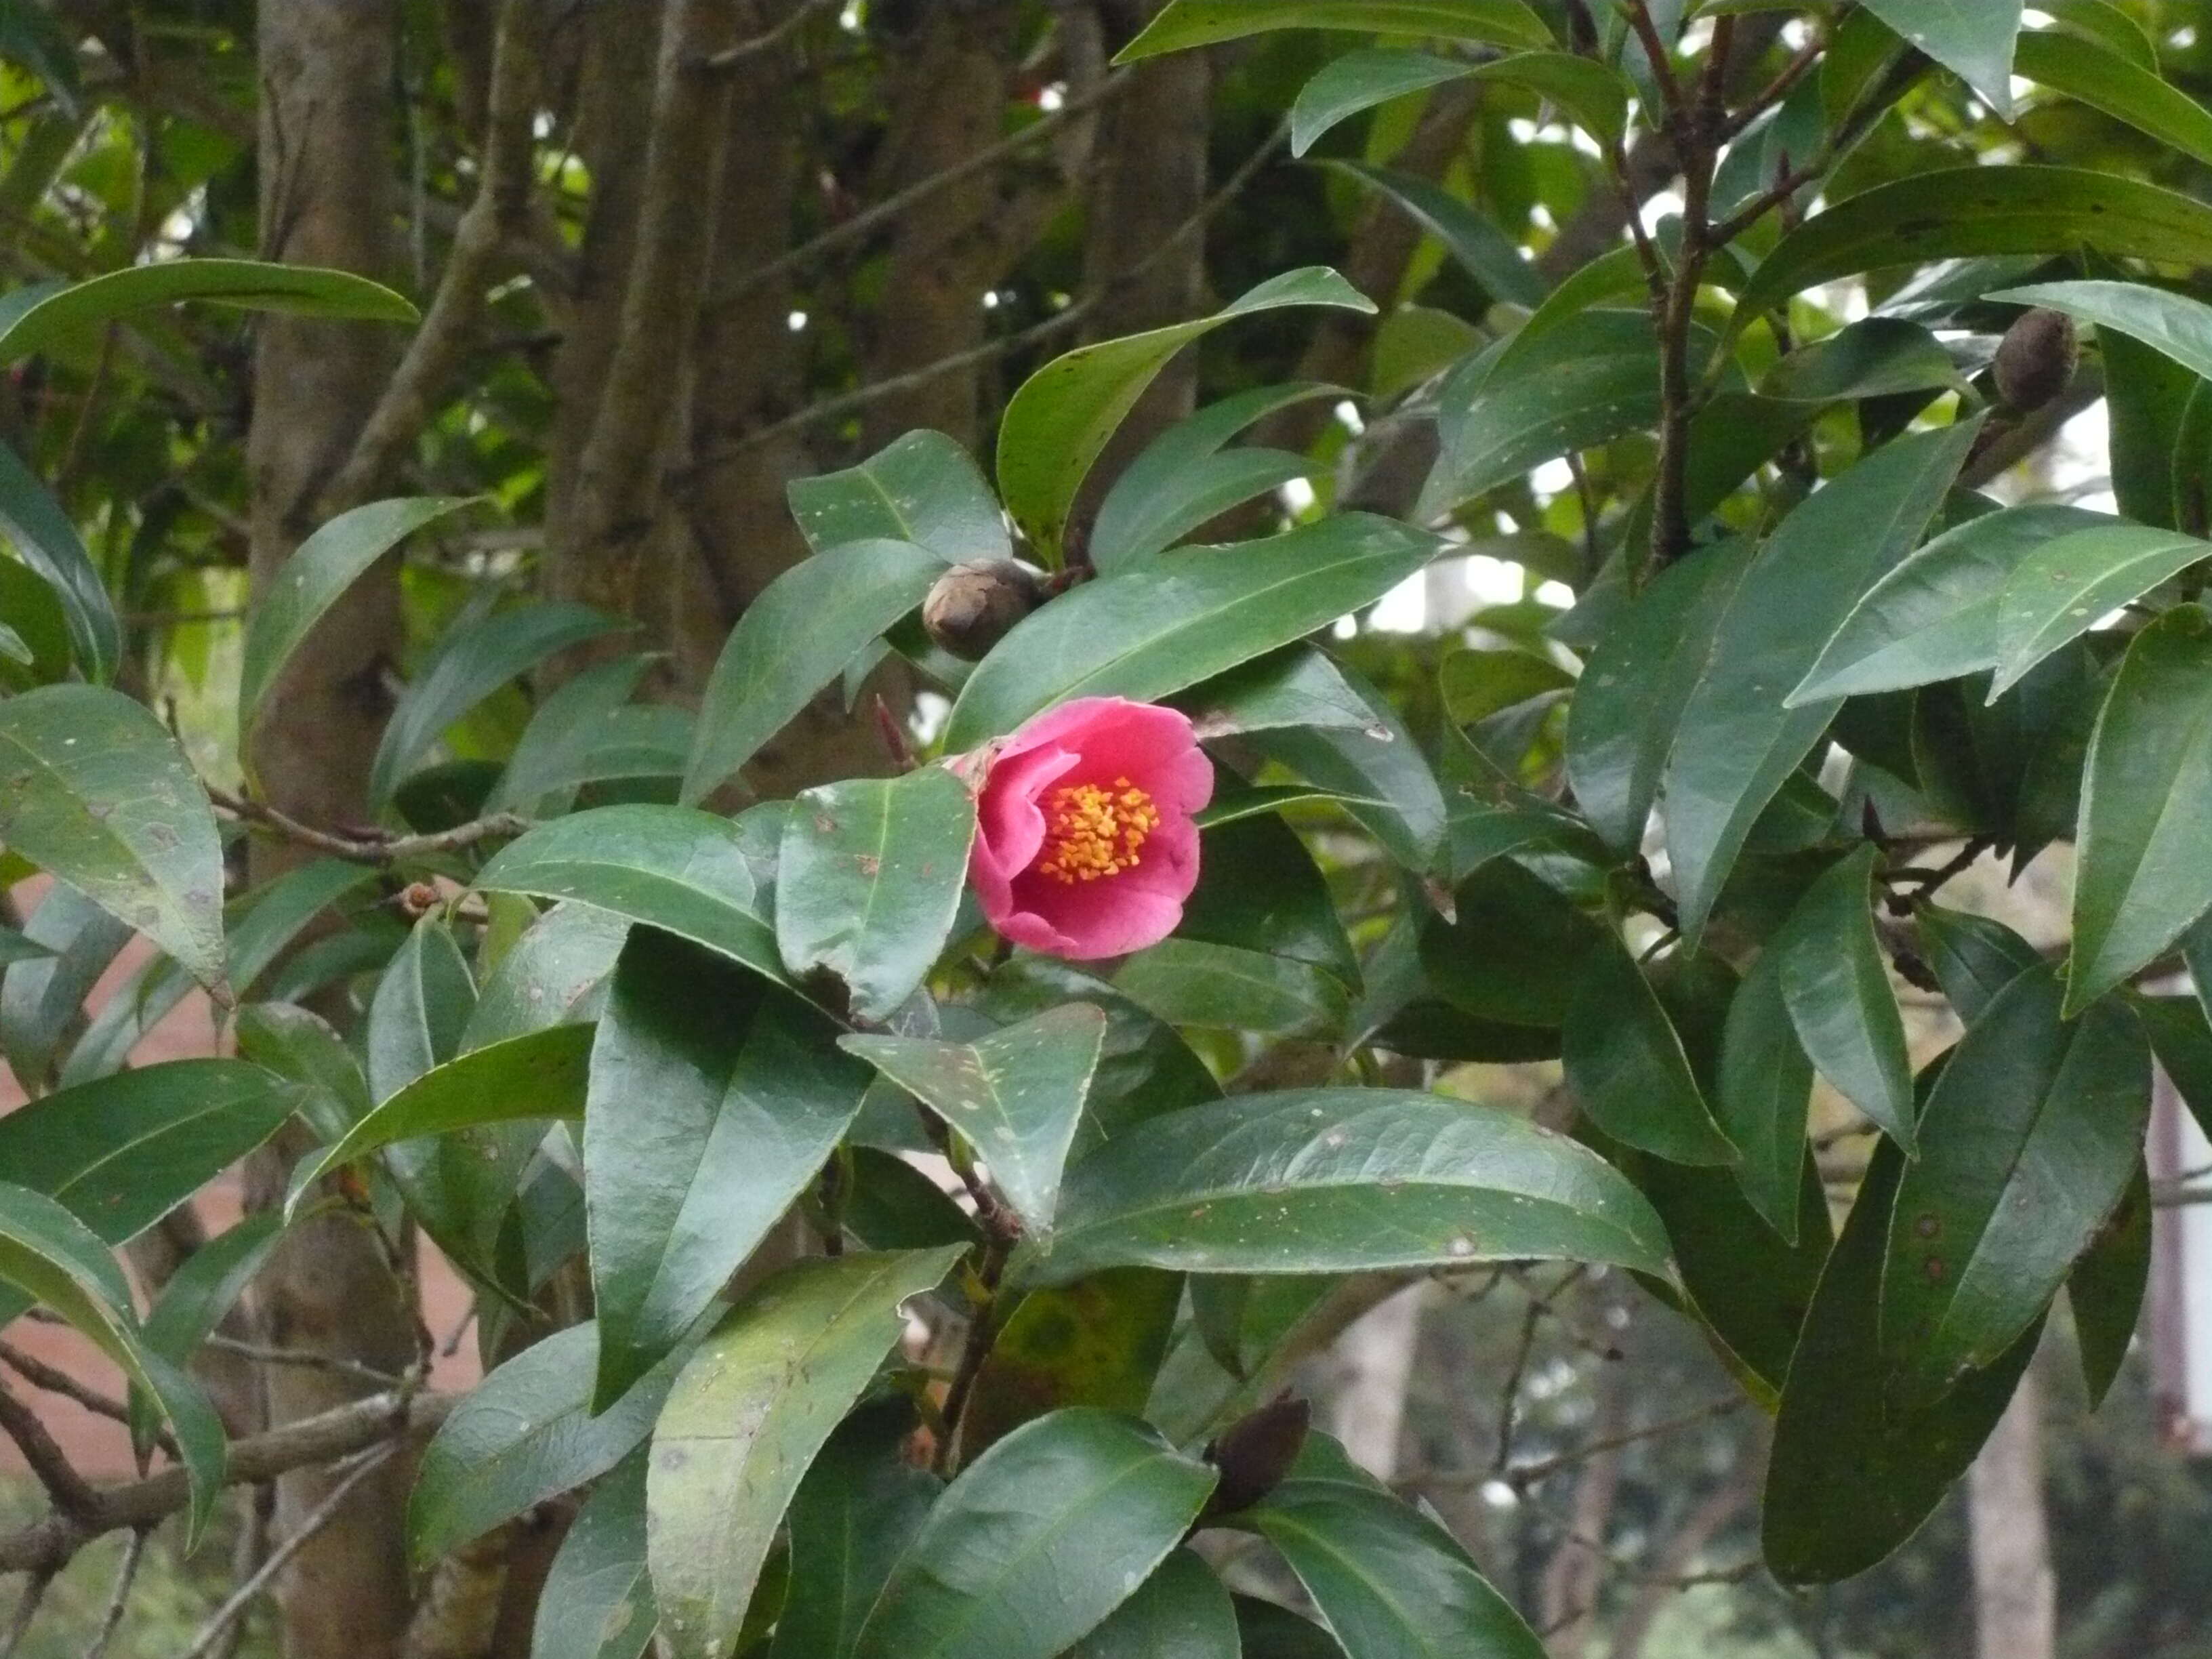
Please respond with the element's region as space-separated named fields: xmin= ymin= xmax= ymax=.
xmin=1540 ymin=1357 xmax=1629 ymax=1656
xmin=246 ymin=5 xmax=422 ymax=1655
xmin=1323 ymin=1282 xmax=1425 ymax=1479
xmin=1969 ymin=1367 xmax=2056 ymax=1659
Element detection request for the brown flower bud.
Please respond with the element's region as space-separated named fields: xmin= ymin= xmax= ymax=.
xmin=1202 ymin=1394 xmax=1311 ymax=1519
xmin=1993 ymin=307 xmax=2079 ymax=414
xmin=921 ymin=560 xmax=1043 ymax=661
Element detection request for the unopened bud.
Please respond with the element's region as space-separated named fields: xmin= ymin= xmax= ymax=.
xmin=921 ymin=560 xmax=1042 ymax=661
xmin=1202 ymin=1394 xmax=1311 ymax=1518
xmin=1993 ymin=307 xmax=2078 ymax=414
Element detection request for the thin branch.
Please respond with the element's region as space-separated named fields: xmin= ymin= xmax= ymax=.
xmin=701 ymin=0 xmax=839 ymax=68
xmin=180 ymin=1444 xmax=399 ymax=1659
xmin=0 ymin=1389 xmax=455 ymax=1575
xmin=1491 ymin=1296 xmax=1548 ymax=1474
xmin=1621 ymin=2 xmax=1687 ymax=121
xmin=1510 ymin=1395 xmax=1746 ymax=1488
xmin=0 ymin=1343 xmax=171 ymax=1456
xmin=0 ymin=1380 xmax=99 ymax=1523
xmin=82 ymin=1527 xmax=150 ymax=1659
xmin=206 ymin=785 xmax=531 ymax=866
xmin=935 ymin=1242 xmax=1010 ymax=1472
xmin=0 ymin=1571 xmax=51 ymax=1659
xmin=202 ymin=1336 xmax=409 ymax=1390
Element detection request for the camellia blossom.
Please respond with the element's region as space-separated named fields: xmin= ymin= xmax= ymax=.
xmin=958 ymin=696 xmax=1212 ymax=960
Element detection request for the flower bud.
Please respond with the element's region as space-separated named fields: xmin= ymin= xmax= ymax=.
xmin=1993 ymin=307 xmax=2078 ymax=414
xmin=921 ymin=560 xmax=1044 ymax=661
xmin=1202 ymin=1394 xmax=1311 ymax=1519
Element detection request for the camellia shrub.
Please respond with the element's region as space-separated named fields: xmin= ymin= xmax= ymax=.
xmin=3 ymin=1 xmax=2212 ymax=1654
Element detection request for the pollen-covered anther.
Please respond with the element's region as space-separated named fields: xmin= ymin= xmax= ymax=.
xmin=1033 ymin=775 xmax=1162 ymax=884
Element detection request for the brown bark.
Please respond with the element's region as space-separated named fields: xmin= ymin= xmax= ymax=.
xmin=247 ymin=5 xmax=422 ymax=1654
xmin=1969 ymin=1366 xmax=2056 ymax=1659
xmin=1540 ymin=1358 xmax=1628 ymax=1656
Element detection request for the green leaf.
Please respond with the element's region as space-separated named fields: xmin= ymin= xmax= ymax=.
xmin=1178 ymin=810 xmax=1359 ymax=987
xmin=1764 ymin=1141 xmax=2042 ymax=1585
xmin=1776 ymin=847 xmax=1918 ymax=1154
xmin=648 ymin=1247 xmax=966 ymax=1659
xmin=0 ymin=683 xmax=228 ymax=991
xmin=1323 ymin=163 xmax=1545 ymax=309
xmin=1418 ymin=856 xmax=1603 ymax=1030
xmin=1290 ymin=49 xmax=1479 ymax=157
xmin=2135 ymin=993 xmax=2212 ymax=1142
xmin=369 ymin=600 xmax=621 ymax=811
xmin=766 ymin=1404 xmax=941 ymax=1659
xmin=1173 ymin=645 xmax=1379 ymax=739
xmin=2100 ymin=325 xmax=2212 ymax=535
xmin=0 ymin=926 xmax=49 ymax=968
xmin=1987 ymin=523 xmax=2211 ymax=697
xmin=284 ymin=1025 xmax=596 ymax=1205
xmin=1858 ymin=0 xmax=2020 ymax=115
xmin=0 ymin=523 xmax=82 ymax=687
xmin=1882 ymin=965 xmax=2148 ymax=1404
xmin=1914 ymin=903 xmax=2041 ymax=1025
xmin=1232 ymin=1596 xmax=1347 ymax=1658
xmin=1759 ymin=316 xmax=1970 ymax=405
xmin=1789 ymin=504 xmax=2107 ymax=703
xmin=1244 ymin=1458 xmax=1545 ymax=1659
xmin=1715 ymin=950 xmax=1815 ymax=1242
xmin=0 ymin=886 xmax=129 ymax=1089
xmin=788 ymin=430 xmax=1009 ymax=562
xmin=485 ymin=655 xmax=687 ymax=815
xmin=994 ymin=269 xmax=1374 ymax=559
xmin=2013 ymin=30 xmax=2212 ymax=168
xmin=1016 ymin=1088 xmax=1672 ymax=1286
xmin=684 ymin=539 xmax=947 ymax=801
xmin=1116 ymin=939 xmax=1353 ymax=1038
xmin=2067 ymin=1160 xmax=2151 ymax=1410
xmin=1253 ymin=664 xmax=1448 ymax=872
xmin=777 ymin=766 xmax=977 ymax=1021
xmin=0 ymin=1182 xmax=226 ymax=1542
xmin=0 ymin=455 xmax=106 ymax=681
xmin=854 ymin=1408 xmax=1217 ymax=1659
xmin=1735 ymin=169 xmax=2212 ymax=324
xmin=462 ymin=900 xmax=630 ymax=1050
xmin=2069 ymin=605 xmax=2212 ymax=1010
xmin=957 ymin=1267 xmax=1183 ymax=1461
xmin=842 ymin=1005 xmax=1105 ymax=1233
xmin=1664 ymin=421 xmax=1980 ymax=937
xmin=943 ymin=515 xmax=1437 ymax=750
xmin=410 ymin=1321 xmax=684 ymax=1568
xmin=239 ymin=497 xmax=477 ymax=738
xmin=1994 ymin=276 xmax=2212 ymax=383
xmin=0 ymin=257 xmax=415 ymax=363
xmin=473 ymin=805 xmax=786 ymax=989
xmin=1568 ymin=539 xmax=1757 ymax=853
xmin=1564 ymin=935 xmax=1737 ymax=1166
xmin=587 ymin=932 xmax=873 ymax=1407
xmin=1116 ymin=0 xmax=1555 ymax=61
xmin=132 ymin=1212 xmax=286 ymax=1457
xmin=842 ymin=1147 xmax=983 ymax=1253
xmin=531 ymin=1450 xmax=657 ymax=1659
xmin=1066 ymin=1549 xmax=1238 ymax=1659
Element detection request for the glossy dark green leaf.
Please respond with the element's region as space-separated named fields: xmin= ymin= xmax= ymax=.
xmin=1066 ymin=1549 xmax=1238 ymax=1659
xmin=1759 ymin=316 xmax=1968 ymax=405
xmin=0 ymin=683 xmax=228 ymax=990
xmin=0 ymin=926 xmax=47 ymax=968
xmin=131 ymin=1212 xmax=285 ymax=1457
xmin=1325 ymin=163 xmax=1545 ymax=309
xmin=0 ymin=437 xmax=118 ymax=682
xmin=843 ymin=1005 xmax=1104 ymax=1233
xmin=1987 ymin=523 xmax=2210 ymax=697
xmin=0 ymin=533 xmax=76 ymax=688
xmin=787 ymin=430 xmax=1009 ymax=562
xmin=2013 ymin=30 xmax=2212 ymax=165
xmin=649 ymin=1247 xmax=966 ymax=1659
xmin=1290 ymin=49 xmax=1477 ymax=157
xmin=462 ymin=900 xmax=629 ymax=1050
xmin=853 ymin=1408 xmax=1216 ymax=1659
xmin=1567 ymin=538 xmax=1756 ymax=853
xmin=0 ymin=256 xmax=415 ymax=363
xmin=1253 ymin=665 xmax=1448 ymax=872
xmin=766 ymin=1404 xmax=940 ymax=1659
xmin=1881 ymin=966 xmax=2148 ymax=1404
xmin=1233 ymin=1596 xmax=1347 ymax=1658
xmin=590 ymin=931 xmax=872 ymax=1406
xmin=1715 ymin=949 xmax=1815 ymax=1242
xmin=1776 ymin=848 xmax=1917 ymax=1153
xmin=1789 ymin=504 xmax=2106 ymax=703
xmin=1116 ymin=939 xmax=1351 ymax=1038
xmin=1015 ymin=1088 xmax=1672 ymax=1286
xmin=410 ymin=1321 xmax=683 ymax=1568
xmin=1666 ymin=422 xmax=1980 ymax=937
xmin=531 ymin=1450 xmax=657 ymax=1659
xmin=1858 ymin=0 xmax=2020 ymax=113
xmin=684 ymin=539 xmax=948 ymax=801
xmin=1 ymin=884 xmax=129 ymax=1090
xmin=2135 ymin=993 xmax=2212 ymax=1141
xmin=777 ymin=766 xmax=977 ymax=1021
xmin=487 ymin=655 xmax=689 ymax=815
xmin=2033 ymin=0 xmax=2155 ymax=66
xmin=1443 ymin=792 xmax=1610 ymax=885
xmin=2100 ymin=321 xmax=2212 ymax=533
xmin=369 ymin=601 xmax=621 ymax=811
xmin=1419 ymin=856 xmax=1604 ymax=1029
xmin=995 ymin=269 xmax=1372 ymax=559
xmin=1764 ymin=1141 xmax=2043 ymax=1585
xmin=958 ymin=1268 xmax=1183 ymax=1461
xmin=1439 ymin=648 xmax=1574 ymax=728
xmin=1172 ymin=645 xmax=1377 ymax=739
xmin=233 ymin=1002 xmax=369 ymax=1143
xmin=240 ymin=497 xmax=477 ymax=735
xmin=474 ymin=805 xmax=785 ymax=988
xmin=1117 ymin=0 xmax=1553 ymax=62
xmin=2070 ymin=606 xmax=2212 ymax=1010
xmin=1914 ymin=904 xmax=2041 ymax=1025
xmin=841 ymin=1147 xmax=983 ymax=1253
xmin=2068 ymin=1160 xmax=2150 ymax=1410
xmin=1244 ymin=1455 xmax=1544 ymax=1659
xmin=1563 ymin=935 xmax=1736 ymax=1166
xmin=942 ymin=515 xmax=1437 ymax=750
xmin=1179 ymin=811 xmax=1358 ymax=987
xmin=1735 ymin=169 xmax=2212 ymax=323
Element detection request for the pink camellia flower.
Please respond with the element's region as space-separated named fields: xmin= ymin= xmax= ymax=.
xmin=958 ymin=697 xmax=1213 ymax=960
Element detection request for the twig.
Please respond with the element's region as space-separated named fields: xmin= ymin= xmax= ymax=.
xmin=0 ymin=1343 xmax=173 ymax=1457
xmin=1508 ymin=1395 xmax=1746 ymax=1488
xmin=0 ymin=1572 xmax=50 ymax=1659
xmin=0 ymin=1389 xmax=455 ymax=1575
xmin=1620 ymin=2 xmax=1687 ymax=120
xmin=0 ymin=1380 xmax=98 ymax=1522
xmin=1491 ymin=1297 xmax=1547 ymax=1474
xmin=1882 ymin=836 xmax=1994 ymax=909
xmin=701 ymin=0 xmax=838 ymax=68
xmin=202 ymin=1336 xmax=409 ymax=1390
xmin=935 ymin=1241 xmax=1010 ymax=1472
xmin=180 ymin=1443 xmax=398 ymax=1659
xmin=82 ymin=1527 xmax=149 ymax=1659
xmin=205 ymin=785 xmax=531 ymax=867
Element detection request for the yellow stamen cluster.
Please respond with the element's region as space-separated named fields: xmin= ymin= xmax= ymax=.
xmin=1034 ymin=777 xmax=1160 ymax=884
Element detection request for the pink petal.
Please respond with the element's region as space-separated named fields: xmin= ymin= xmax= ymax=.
xmin=1013 ymin=878 xmax=1188 ymax=960
xmin=969 ymin=743 xmax=1080 ymax=926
